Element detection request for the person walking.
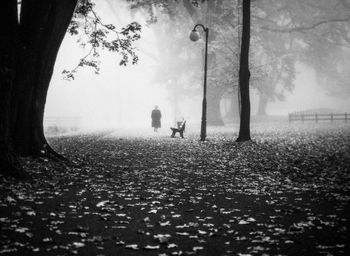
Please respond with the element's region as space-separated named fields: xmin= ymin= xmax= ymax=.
xmin=151 ymin=105 xmax=162 ymax=132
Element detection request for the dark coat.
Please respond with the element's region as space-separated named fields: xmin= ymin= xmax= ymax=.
xmin=151 ymin=109 xmax=161 ymax=128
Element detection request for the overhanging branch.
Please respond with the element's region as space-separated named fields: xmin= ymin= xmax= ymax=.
xmin=258 ymin=16 xmax=350 ymax=33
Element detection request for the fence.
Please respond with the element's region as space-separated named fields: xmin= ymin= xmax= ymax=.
xmin=289 ymin=112 xmax=348 ymax=123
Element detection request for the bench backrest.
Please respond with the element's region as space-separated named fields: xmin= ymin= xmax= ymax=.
xmin=178 ymin=120 xmax=186 ymax=131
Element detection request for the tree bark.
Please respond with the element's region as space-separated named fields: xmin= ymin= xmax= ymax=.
xmin=0 ymin=0 xmax=23 ymax=177
xmin=237 ymin=0 xmax=251 ymax=142
xmin=12 ymin=0 xmax=78 ymax=156
xmin=0 ymin=0 xmax=77 ymax=177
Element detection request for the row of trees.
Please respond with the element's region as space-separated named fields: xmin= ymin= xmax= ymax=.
xmin=129 ymin=0 xmax=295 ymax=125
xmin=133 ymin=0 xmax=350 ymax=124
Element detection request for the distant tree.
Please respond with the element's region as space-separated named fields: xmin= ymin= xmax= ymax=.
xmin=315 ymin=48 xmax=350 ymax=99
xmin=0 ymin=0 xmax=141 ymax=177
xmin=252 ymin=30 xmax=296 ymax=115
xmin=255 ymin=0 xmax=350 ymax=101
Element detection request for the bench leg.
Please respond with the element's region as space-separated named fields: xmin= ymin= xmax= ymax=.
xmin=171 ymin=130 xmax=176 ymax=137
xmin=180 ymin=131 xmax=184 ymax=138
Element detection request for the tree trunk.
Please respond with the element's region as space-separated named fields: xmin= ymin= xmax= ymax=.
xmin=237 ymin=0 xmax=251 ymax=142
xmin=207 ymin=88 xmax=224 ymax=126
xmin=0 ymin=67 xmax=22 ymax=177
xmin=12 ymin=0 xmax=77 ymax=156
xmin=0 ymin=0 xmax=77 ymax=177
xmin=257 ymin=93 xmax=268 ymax=116
xmin=0 ymin=0 xmax=23 ymax=177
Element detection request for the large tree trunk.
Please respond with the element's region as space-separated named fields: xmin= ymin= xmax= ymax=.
xmin=237 ymin=0 xmax=251 ymax=142
xmin=207 ymin=88 xmax=224 ymax=126
xmin=0 ymin=0 xmax=23 ymax=177
xmin=0 ymin=0 xmax=77 ymax=177
xmin=0 ymin=69 xmax=20 ymax=176
xmin=12 ymin=0 xmax=77 ymax=156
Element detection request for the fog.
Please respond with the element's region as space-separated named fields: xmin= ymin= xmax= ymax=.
xmin=265 ymin=63 xmax=350 ymax=115
xmin=44 ymin=0 xmax=350 ymax=133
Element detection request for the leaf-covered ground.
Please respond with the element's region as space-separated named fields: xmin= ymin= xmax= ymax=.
xmin=1 ymin=124 xmax=350 ymax=255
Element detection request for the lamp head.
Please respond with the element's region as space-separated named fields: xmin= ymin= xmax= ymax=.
xmin=190 ymin=29 xmax=200 ymax=41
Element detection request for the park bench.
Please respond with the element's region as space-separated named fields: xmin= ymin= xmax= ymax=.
xmin=171 ymin=120 xmax=186 ymax=138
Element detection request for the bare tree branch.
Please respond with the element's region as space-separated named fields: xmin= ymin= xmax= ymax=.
xmin=259 ymin=16 xmax=350 ymax=33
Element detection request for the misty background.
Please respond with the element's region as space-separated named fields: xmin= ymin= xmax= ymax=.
xmin=43 ymin=0 xmax=350 ymax=133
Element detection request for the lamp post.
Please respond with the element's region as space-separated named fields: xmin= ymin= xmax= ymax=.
xmin=190 ymin=24 xmax=209 ymax=141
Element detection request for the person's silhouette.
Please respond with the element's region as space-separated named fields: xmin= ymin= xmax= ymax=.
xmin=151 ymin=105 xmax=162 ymax=132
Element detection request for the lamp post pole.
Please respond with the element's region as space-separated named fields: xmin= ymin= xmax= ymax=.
xmin=190 ymin=24 xmax=209 ymax=141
